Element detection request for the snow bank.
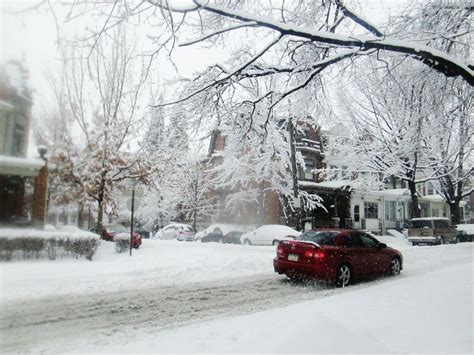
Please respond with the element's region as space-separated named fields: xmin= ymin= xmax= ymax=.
xmin=0 ymin=228 xmax=98 ymax=240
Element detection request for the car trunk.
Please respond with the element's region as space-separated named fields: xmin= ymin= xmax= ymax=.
xmin=277 ymin=240 xmax=329 ymax=264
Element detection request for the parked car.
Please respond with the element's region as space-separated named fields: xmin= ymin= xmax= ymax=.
xmin=223 ymin=231 xmax=244 ymax=244
xmin=134 ymin=227 xmax=151 ymax=239
xmin=101 ymin=223 xmax=142 ymax=248
xmin=408 ymin=217 xmax=458 ymax=245
xmin=201 ymin=228 xmax=244 ymax=244
xmin=195 ymin=224 xmax=251 ymax=241
xmin=201 ymin=227 xmax=224 ymax=243
xmin=273 ymin=229 xmax=403 ymax=287
xmin=240 ymin=225 xmax=300 ymax=246
xmin=456 ymin=224 xmax=474 ymax=242
xmin=155 ymin=223 xmax=195 ymax=241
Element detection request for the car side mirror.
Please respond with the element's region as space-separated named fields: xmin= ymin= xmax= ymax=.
xmin=377 ymin=243 xmax=387 ymax=249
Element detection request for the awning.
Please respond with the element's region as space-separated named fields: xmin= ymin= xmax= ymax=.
xmin=0 ymin=155 xmax=45 ymax=177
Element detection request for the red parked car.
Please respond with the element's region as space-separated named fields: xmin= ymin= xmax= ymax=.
xmin=273 ymin=229 xmax=402 ymax=287
xmin=101 ymin=223 xmax=142 ymax=249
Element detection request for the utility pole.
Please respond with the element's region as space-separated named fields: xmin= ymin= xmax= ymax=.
xmin=288 ymin=116 xmax=301 ymax=230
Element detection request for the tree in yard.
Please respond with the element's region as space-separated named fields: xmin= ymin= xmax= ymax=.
xmin=45 ymin=23 xmax=151 ymax=229
xmin=138 ymin=105 xmax=214 ymax=231
xmin=322 ymin=0 xmax=472 ymax=221
xmin=423 ymin=81 xmax=472 ymax=224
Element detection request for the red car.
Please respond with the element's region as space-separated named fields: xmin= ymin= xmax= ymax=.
xmin=101 ymin=223 xmax=142 ymax=249
xmin=274 ymin=229 xmax=402 ymax=287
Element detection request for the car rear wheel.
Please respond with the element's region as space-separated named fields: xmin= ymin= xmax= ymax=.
xmin=243 ymin=239 xmax=252 ymax=246
xmin=390 ymin=257 xmax=401 ymax=276
xmin=272 ymin=240 xmax=279 ymax=246
xmin=218 ymin=238 xmax=223 ymax=243
xmin=439 ymin=237 xmax=445 ymax=245
xmin=335 ymin=264 xmax=351 ymax=288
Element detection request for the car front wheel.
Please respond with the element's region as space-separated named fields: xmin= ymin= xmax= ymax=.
xmin=272 ymin=240 xmax=279 ymax=246
xmin=243 ymin=239 xmax=252 ymax=246
xmin=390 ymin=257 xmax=401 ymax=276
xmin=335 ymin=264 xmax=351 ymax=288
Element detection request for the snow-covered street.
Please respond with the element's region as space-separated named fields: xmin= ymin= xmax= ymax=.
xmin=0 ymin=237 xmax=472 ymax=353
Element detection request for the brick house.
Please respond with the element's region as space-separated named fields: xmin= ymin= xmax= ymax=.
xmin=206 ymin=120 xmax=351 ymax=229
xmin=0 ymin=61 xmax=48 ymax=228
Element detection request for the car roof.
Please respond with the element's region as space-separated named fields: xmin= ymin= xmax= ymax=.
xmin=411 ymin=217 xmax=450 ymax=221
xmin=308 ymin=228 xmax=351 ymax=232
xmin=166 ymin=223 xmax=192 ymax=227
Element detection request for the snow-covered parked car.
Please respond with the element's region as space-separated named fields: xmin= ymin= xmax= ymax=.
xmin=195 ymin=224 xmax=251 ymax=242
xmin=240 ymin=225 xmax=300 ymax=246
xmin=456 ymin=224 xmax=474 ymax=242
xmin=154 ymin=223 xmax=195 ymax=241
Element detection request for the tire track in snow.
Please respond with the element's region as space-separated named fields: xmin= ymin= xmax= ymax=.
xmin=0 ymin=275 xmax=337 ymax=353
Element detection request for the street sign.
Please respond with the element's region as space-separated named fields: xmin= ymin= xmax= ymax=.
xmin=126 ymin=197 xmax=140 ymax=211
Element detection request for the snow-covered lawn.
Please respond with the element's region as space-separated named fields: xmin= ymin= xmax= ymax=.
xmin=1 ymin=235 xmax=472 ymax=353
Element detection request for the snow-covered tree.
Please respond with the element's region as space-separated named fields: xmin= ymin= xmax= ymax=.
xmin=44 ymin=23 xmax=150 ymax=229
xmin=423 ymin=81 xmax=472 ymax=224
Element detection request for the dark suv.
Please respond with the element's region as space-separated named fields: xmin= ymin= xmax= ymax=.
xmin=408 ymin=218 xmax=458 ymax=245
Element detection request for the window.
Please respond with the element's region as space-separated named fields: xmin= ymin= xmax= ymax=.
xmin=385 ymin=201 xmax=396 ymax=221
xmin=431 ymin=209 xmax=439 ymax=217
xmin=297 ymin=231 xmax=339 ymax=245
xmin=341 ymin=166 xmax=349 ymax=179
xmin=420 ymin=203 xmax=429 ymax=217
xmin=434 ymin=220 xmax=451 ymax=228
xmin=360 ymin=233 xmax=379 ymax=248
xmin=12 ymin=124 xmax=25 ymax=156
xmin=343 ymin=234 xmax=365 ymax=247
xmin=304 ymin=159 xmax=314 ymax=180
xmin=427 ymin=182 xmax=435 ymax=195
xmin=364 ymin=202 xmax=378 ymax=219
xmin=411 ymin=220 xmax=432 ymax=229
xmin=354 ymin=205 xmax=360 ymax=222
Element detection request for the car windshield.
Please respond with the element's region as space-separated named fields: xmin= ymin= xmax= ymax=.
xmin=411 ymin=220 xmax=432 ymax=229
xmin=297 ymin=231 xmax=339 ymax=245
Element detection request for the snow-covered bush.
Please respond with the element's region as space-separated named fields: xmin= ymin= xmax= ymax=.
xmin=0 ymin=229 xmax=100 ymax=261
xmin=113 ymin=233 xmax=130 ymax=253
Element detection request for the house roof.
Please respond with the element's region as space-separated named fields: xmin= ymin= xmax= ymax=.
xmin=0 ymin=155 xmax=45 ymax=177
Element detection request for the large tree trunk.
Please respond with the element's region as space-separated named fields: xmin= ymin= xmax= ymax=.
xmin=407 ymin=180 xmax=421 ymax=219
xmin=448 ymin=199 xmax=462 ymax=225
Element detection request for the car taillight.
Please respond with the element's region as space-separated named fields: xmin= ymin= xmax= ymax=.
xmin=277 ymin=246 xmax=285 ymax=257
xmin=304 ymin=250 xmax=325 ymax=259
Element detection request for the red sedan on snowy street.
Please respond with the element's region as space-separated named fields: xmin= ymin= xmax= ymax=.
xmin=273 ymin=229 xmax=403 ymax=287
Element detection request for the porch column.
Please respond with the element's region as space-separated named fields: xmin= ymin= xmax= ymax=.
xmin=32 ymin=151 xmax=48 ymax=229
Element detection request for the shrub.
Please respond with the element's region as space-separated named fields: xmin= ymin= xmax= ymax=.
xmin=0 ymin=229 xmax=100 ymax=261
xmin=114 ymin=233 xmax=130 ymax=253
